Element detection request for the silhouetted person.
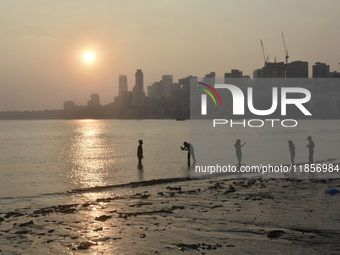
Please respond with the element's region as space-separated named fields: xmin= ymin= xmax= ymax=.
xmin=181 ymin=141 xmax=196 ymax=167
xmin=137 ymin=140 xmax=143 ymax=166
xmin=288 ymin=140 xmax=295 ymax=165
xmin=307 ymin=136 xmax=315 ymax=164
xmin=234 ymin=139 xmax=246 ymax=166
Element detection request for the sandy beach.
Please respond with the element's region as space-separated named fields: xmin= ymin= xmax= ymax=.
xmin=1 ymin=177 xmax=340 ymax=254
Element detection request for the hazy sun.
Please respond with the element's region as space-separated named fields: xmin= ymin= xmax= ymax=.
xmin=83 ymin=51 xmax=95 ymax=62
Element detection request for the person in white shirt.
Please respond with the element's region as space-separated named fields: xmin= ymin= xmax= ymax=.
xmin=181 ymin=141 xmax=196 ymax=166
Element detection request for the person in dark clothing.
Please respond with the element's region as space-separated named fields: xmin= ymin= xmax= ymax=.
xmin=307 ymin=136 xmax=315 ymax=164
xmin=137 ymin=140 xmax=143 ymax=166
xmin=288 ymin=140 xmax=295 ymax=165
xmin=234 ymin=139 xmax=246 ymax=166
xmin=181 ymin=141 xmax=196 ymax=167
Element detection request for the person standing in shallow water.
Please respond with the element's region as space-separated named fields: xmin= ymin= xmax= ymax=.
xmin=137 ymin=140 xmax=143 ymax=166
xmin=234 ymin=139 xmax=246 ymax=166
xmin=181 ymin=141 xmax=196 ymax=167
xmin=307 ymin=136 xmax=315 ymax=164
xmin=288 ymin=140 xmax=295 ymax=165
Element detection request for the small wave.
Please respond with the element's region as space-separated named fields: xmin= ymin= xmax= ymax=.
xmin=0 ymin=177 xmax=192 ymax=203
xmin=0 ymin=191 xmax=68 ymax=201
xmin=67 ymin=177 xmax=191 ymax=194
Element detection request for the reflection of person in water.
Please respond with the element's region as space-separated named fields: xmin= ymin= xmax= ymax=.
xmin=307 ymin=136 xmax=315 ymax=164
xmin=288 ymin=140 xmax=295 ymax=165
xmin=137 ymin=140 xmax=143 ymax=166
xmin=181 ymin=141 xmax=196 ymax=166
xmin=234 ymin=139 xmax=246 ymax=166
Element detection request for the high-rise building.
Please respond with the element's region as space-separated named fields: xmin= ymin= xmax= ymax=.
xmin=114 ymin=75 xmax=129 ymax=110
xmin=87 ymin=93 xmax=100 ymax=107
xmin=162 ymin=75 xmax=173 ymax=99
xmin=202 ymin=72 xmax=215 ymax=86
xmin=253 ymin=62 xmax=285 ymax=78
xmin=329 ymin=71 xmax=340 ymax=78
xmin=119 ymin=75 xmax=128 ymax=96
xmin=147 ymin=81 xmax=163 ymax=100
xmin=172 ymin=83 xmax=180 ymax=93
xmin=132 ymin=69 xmax=145 ymax=106
xmin=179 ymin=75 xmax=197 ymax=90
xmin=63 ymin=101 xmax=75 ymax=111
xmin=313 ymin=62 xmax=330 ymax=78
xmin=253 ymin=68 xmax=263 ymax=78
xmin=122 ymin=91 xmax=133 ymax=109
xmin=265 ymin=62 xmax=285 ymax=78
xmin=285 ymin=61 xmax=308 ymax=78
xmin=225 ymin=69 xmax=243 ymax=78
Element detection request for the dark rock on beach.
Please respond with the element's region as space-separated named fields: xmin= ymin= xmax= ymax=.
xmin=177 ymin=243 xmax=199 ymax=250
xmin=15 ymin=230 xmax=30 ymax=235
xmin=267 ymin=230 xmax=286 ymax=238
xmin=4 ymin=212 xmax=25 ymax=218
xmin=94 ymin=215 xmax=112 ymax=222
xmin=77 ymin=241 xmax=98 ymax=250
xmin=19 ymin=220 xmax=34 ymax=227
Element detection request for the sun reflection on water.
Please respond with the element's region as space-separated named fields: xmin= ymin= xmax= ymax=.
xmin=63 ymin=120 xmax=114 ymax=190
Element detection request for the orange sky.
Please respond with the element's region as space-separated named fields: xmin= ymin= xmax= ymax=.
xmin=0 ymin=0 xmax=339 ymax=111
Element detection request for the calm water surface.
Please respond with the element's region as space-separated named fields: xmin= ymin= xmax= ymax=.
xmin=0 ymin=120 xmax=189 ymax=211
xmin=0 ymin=119 xmax=339 ymax=212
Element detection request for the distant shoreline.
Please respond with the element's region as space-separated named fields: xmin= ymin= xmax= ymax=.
xmin=0 ymin=110 xmax=338 ymax=120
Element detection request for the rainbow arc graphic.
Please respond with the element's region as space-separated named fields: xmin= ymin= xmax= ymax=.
xmin=197 ymin=82 xmax=222 ymax=106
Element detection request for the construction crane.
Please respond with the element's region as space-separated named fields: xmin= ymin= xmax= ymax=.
xmin=282 ymin=33 xmax=289 ymax=64
xmin=260 ymin=40 xmax=269 ymax=66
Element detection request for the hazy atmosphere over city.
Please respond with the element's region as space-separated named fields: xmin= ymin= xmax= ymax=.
xmin=1 ymin=0 xmax=339 ymax=111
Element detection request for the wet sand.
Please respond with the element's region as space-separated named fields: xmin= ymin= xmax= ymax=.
xmin=1 ymin=177 xmax=340 ymax=254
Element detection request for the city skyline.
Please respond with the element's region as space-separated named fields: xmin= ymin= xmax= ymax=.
xmin=65 ymin=60 xmax=340 ymax=110
xmin=1 ymin=0 xmax=340 ymax=111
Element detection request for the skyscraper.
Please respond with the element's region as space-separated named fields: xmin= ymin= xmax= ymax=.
xmin=119 ymin=75 xmax=128 ymax=96
xmin=132 ymin=69 xmax=145 ymax=106
xmin=313 ymin=62 xmax=330 ymax=78
xmin=162 ymin=75 xmax=173 ymax=99
xmin=285 ymin=61 xmax=308 ymax=78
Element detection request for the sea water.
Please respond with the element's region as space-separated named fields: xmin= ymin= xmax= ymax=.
xmin=0 ymin=119 xmax=339 ymax=212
